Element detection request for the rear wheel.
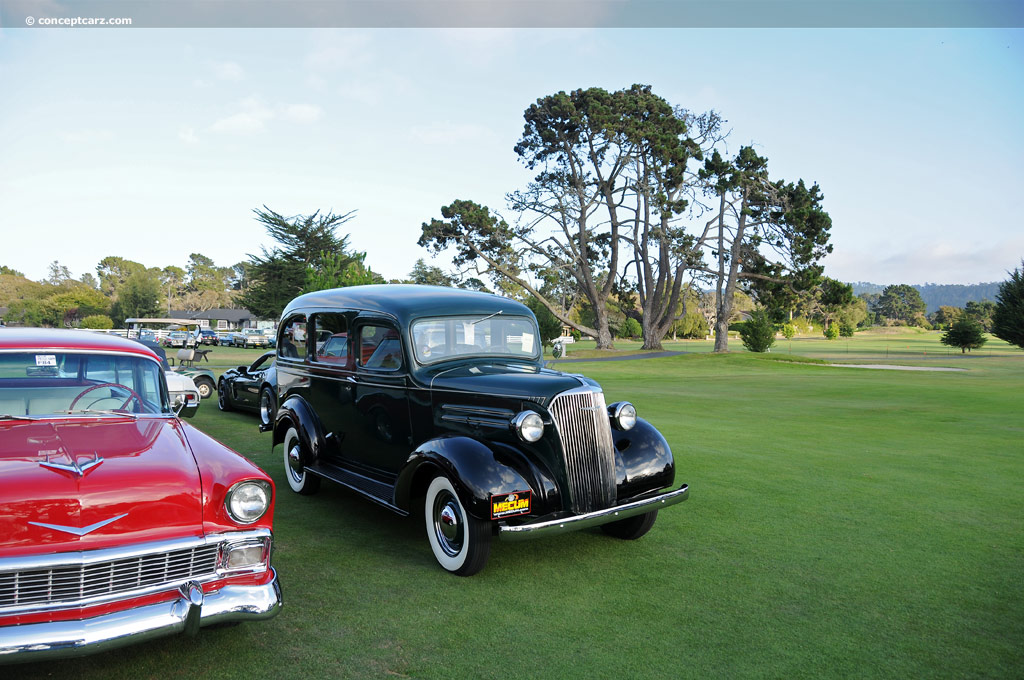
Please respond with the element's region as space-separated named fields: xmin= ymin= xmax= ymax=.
xmin=283 ymin=426 xmax=320 ymax=495
xmin=217 ymin=380 xmax=233 ymax=411
xmin=424 ymin=475 xmax=490 ymax=576
xmin=600 ymin=510 xmax=658 ymax=540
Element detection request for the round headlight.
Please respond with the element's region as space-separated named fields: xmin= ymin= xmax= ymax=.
xmin=511 ymin=411 xmax=545 ymax=443
xmin=610 ymin=402 xmax=637 ymax=431
xmin=226 ymin=480 xmax=271 ymax=524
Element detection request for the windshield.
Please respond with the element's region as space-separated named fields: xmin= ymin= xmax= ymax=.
xmin=411 ymin=315 xmax=540 ymax=365
xmin=0 ymin=351 xmax=170 ymax=417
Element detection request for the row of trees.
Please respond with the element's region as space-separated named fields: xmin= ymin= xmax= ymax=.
xmin=1 ymin=255 xmax=248 ymax=328
xmin=419 ymin=84 xmax=834 ymax=352
xmin=0 ymin=207 xmax=384 ymax=327
xmin=735 ymin=261 xmax=1024 ymax=353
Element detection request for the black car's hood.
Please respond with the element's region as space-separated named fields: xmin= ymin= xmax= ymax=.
xmin=424 ymin=362 xmax=592 ymax=404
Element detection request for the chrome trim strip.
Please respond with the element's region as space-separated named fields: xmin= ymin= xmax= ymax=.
xmin=0 ymin=530 xmax=271 ymax=615
xmin=0 ymin=569 xmax=281 ymax=663
xmin=497 ymin=484 xmax=689 ymax=542
xmin=28 ymin=513 xmax=127 ymax=537
xmin=0 ymin=530 xmax=270 ymax=573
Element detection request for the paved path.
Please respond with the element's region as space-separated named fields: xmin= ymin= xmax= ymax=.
xmin=828 ymin=363 xmax=967 ymax=372
xmin=546 ymin=351 xmax=685 ymax=364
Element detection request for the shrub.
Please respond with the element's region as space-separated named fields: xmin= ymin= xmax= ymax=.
xmin=838 ymin=320 xmax=855 ymax=337
xmin=739 ymin=311 xmax=776 ymax=353
xmin=782 ymin=324 xmax=796 ymax=340
xmin=824 ymin=324 xmax=839 ymax=340
xmin=570 ymin=329 xmax=581 ymax=342
xmin=81 ymin=315 xmax=114 ymax=330
xmin=620 ymin=317 xmax=642 ymax=339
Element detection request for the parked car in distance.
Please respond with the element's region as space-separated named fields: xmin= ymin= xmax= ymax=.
xmin=270 ymin=285 xmax=688 ymax=576
xmin=229 ymin=329 xmax=269 ymax=349
xmin=218 ymin=350 xmax=278 ymax=427
xmin=162 ymin=331 xmax=195 ymax=349
xmin=197 ymin=329 xmax=220 ymax=346
xmin=0 ymin=329 xmax=281 ymax=663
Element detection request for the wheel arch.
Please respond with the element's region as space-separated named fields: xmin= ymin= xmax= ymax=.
xmin=273 ymin=395 xmax=328 ymax=466
xmin=395 ymin=436 xmax=532 ymax=521
xmin=613 ymin=417 xmax=676 ymax=498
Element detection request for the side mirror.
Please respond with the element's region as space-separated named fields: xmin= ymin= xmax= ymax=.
xmin=173 ymin=390 xmax=201 ymax=418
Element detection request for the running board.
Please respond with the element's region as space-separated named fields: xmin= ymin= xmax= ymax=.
xmin=306 ymin=463 xmax=408 ymax=516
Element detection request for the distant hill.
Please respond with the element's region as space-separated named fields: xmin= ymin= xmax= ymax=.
xmin=850 ymin=282 xmax=1001 ymax=313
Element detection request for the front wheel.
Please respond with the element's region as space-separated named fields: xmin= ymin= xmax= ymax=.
xmin=194 ymin=377 xmax=215 ymax=400
xmin=283 ymin=426 xmax=320 ymax=495
xmin=424 ymin=475 xmax=491 ymax=576
xmin=600 ymin=510 xmax=658 ymax=540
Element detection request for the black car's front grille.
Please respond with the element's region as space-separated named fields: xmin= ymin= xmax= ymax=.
xmin=548 ymin=388 xmax=616 ymax=513
xmin=0 ymin=544 xmax=220 ymax=612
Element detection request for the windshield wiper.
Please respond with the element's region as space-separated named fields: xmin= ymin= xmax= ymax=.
xmin=470 ymin=310 xmax=503 ymax=325
xmin=62 ymin=409 xmax=140 ymax=419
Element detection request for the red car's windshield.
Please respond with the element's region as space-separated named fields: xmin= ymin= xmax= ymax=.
xmin=0 ymin=351 xmax=170 ymax=417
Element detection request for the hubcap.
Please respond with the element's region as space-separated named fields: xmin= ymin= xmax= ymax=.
xmin=287 ymin=443 xmax=304 ymax=482
xmin=433 ymin=491 xmax=463 ymax=557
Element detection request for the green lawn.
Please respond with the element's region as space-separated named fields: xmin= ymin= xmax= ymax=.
xmin=15 ymin=334 xmax=1024 ymax=678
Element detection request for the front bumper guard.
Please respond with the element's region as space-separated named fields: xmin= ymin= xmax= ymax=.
xmin=0 ymin=569 xmax=281 ymax=664
xmin=498 ymin=483 xmax=689 ymax=541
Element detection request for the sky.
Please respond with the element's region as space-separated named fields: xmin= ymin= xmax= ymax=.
xmin=1 ymin=22 xmax=1022 ymax=288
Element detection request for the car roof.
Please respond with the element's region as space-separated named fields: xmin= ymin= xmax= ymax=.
xmin=281 ymin=284 xmax=534 ymax=326
xmin=0 ymin=328 xmax=162 ymax=362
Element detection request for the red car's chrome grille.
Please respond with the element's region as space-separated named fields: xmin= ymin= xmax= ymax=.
xmin=0 ymin=544 xmax=219 ymax=611
xmin=548 ymin=388 xmax=616 ymax=513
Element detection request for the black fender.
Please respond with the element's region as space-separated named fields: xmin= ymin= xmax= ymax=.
xmin=394 ymin=436 xmax=557 ymax=521
xmin=272 ymin=395 xmax=330 ymax=466
xmin=611 ymin=417 xmax=676 ymax=500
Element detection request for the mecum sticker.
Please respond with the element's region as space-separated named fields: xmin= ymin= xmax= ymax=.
xmin=35 ymin=355 xmax=57 ymax=366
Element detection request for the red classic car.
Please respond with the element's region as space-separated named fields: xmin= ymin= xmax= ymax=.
xmin=0 ymin=329 xmax=281 ymax=663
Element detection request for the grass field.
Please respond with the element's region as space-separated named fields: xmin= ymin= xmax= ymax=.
xmin=14 ymin=331 xmax=1024 ymax=679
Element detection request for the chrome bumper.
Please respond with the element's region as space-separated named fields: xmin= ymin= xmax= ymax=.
xmin=0 ymin=569 xmax=281 ymax=664
xmin=498 ymin=483 xmax=689 ymax=541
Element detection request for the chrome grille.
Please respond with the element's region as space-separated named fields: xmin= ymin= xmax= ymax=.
xmin=549 ymin=387 xmax=616 ymax=513
xmin=0 ymin=544 xmax=219 ymax=611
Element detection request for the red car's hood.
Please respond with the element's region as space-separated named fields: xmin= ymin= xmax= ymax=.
xmin=0 ymin=417 xmax=203 ymax=557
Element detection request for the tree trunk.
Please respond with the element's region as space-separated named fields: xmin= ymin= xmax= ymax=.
xmin=593 ymin=303 xmax=615 ymax=350
xmin=713 ymin=313 xmax=731 ymax=352
xmin=642 ymin=327 xmax=664 ymax=351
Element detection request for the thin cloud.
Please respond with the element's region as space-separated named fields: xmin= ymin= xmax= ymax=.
xmin=213 ymin=60 xmax=245 ymax=81
xmin=281 ymin=104 xmax=323 ymax=124
xmin=178 ymin=127 xmax=198 ymax=145
xmin=209 ymin=97 xmax=323 ymax=135
xmin=408 ymin=121 xmax=494 ymax=146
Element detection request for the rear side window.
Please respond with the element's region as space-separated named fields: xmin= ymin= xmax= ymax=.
xmin=313 ymin=313 xmax=349 ymax=364
xmin=278 ymin=315 xmax=308 ymax=360
xmin=358 ymin=324 xmax=402 ymax=371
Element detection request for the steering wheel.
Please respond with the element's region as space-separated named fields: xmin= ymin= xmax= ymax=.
xmin=69 ymin=383 xmax=143 ymax=413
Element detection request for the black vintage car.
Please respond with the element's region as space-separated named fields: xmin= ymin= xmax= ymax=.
xmin=218 ymin=351 xmax=278 ymax=427
xmin=268 ymin=285 xmax=688 ymax=575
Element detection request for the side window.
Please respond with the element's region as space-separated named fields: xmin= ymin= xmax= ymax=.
xmin=278 ymin=315 xmax=308 ymax=361
xmin=358 ymin=324 xmax=403 ymax=371
xmin=313 ymin=313 xmax=349 ymax=364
